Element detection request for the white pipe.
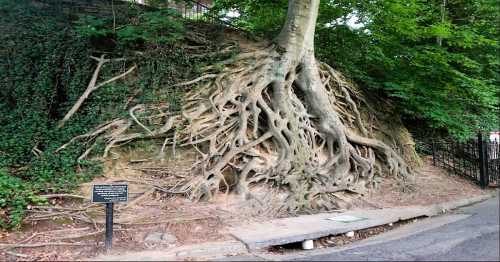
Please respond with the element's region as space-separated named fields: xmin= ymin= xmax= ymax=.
xmin=302 ymin=239 xmax=314 ymax=250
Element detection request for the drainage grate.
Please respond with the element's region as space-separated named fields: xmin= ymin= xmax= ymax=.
xmin=326 ymin=215 xmax=367 ymax=223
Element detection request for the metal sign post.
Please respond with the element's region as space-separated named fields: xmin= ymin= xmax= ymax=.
xmin=105 ymin=202 xmax=114 ymax=249
xmin=91 ymin=184 xmax=128 ymax=251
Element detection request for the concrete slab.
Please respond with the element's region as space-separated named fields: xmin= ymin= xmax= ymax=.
xmin=230 ymin=206 xmax=432 ymax=250
xmin=249 ymin=214 xmax=472 ymax=262
xmin=230 ymin=193 xmax=496 ymax=251
xmin=91 ymin=241 xmax=247 ymax=261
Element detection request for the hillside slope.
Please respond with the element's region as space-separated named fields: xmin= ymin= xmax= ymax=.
xmin=0 ymin=0 xmax=419 ymax=229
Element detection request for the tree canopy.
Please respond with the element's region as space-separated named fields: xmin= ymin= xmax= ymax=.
xmin=212 ymin=0 xmax=500 ymax=139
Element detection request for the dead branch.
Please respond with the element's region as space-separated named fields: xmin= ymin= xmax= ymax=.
xmin=39 ymin=194 xmax=88 ymax=200
xmin=58 ymin=54 xmax=137 ymax=127
xmin=89 ymin=56 xmax=126 ymax=63
xmin=54 ymin=228 xmax=128 ymax=241
xmin=0 ymin=242 xmax=91 ymax=249
xmin=37 ymin=227 xmax=90 ymax=235
xmin=4 ymin=250 xmax=29 ymax=258
xmin=55 ymin=230 xmax=102 ymax=241
xmin=115 ymin=216 xmax=211 ymax=225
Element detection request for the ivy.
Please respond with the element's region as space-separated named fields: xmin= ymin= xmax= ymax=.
xmin=0 ymin=0 xmax=229 ymax=229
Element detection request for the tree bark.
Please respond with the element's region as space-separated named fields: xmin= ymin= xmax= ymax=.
xmin=276 ymin=0 xmax=319 ymax=64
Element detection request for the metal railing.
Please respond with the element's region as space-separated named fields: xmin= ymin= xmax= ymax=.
xmin=177 ymin=0 xmax=245 ymax=33
xmin=178 ymin=0 xmax=215 ymax=23
xmin=426 ymin=134 xmax=499 ymax=188
xmin=487 ymin=139 xmax=499 ymax=185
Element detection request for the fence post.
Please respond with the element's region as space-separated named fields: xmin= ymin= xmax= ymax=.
xmin=478 ymin=133 xmax=489 ymax=188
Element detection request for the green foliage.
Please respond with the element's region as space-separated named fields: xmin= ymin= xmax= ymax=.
xmin=350 ymin=0 xmax=500 ymax=139
xmin=0 ymin=2 xmax=118 ymax=227
xmin=213 ymin=0 xmax=500 ymax=139
xmin=75 ymin=8 xmax=184 ymax=48
xmin=211 ymin=0 xmax=288 ymax=38
xmin=0 ymin=170 xmax=45 ymax=229
xmin=0 ymin=0 xmax=230 ymax=229
xmin=74 ymin=15 xmax=113 ymax=38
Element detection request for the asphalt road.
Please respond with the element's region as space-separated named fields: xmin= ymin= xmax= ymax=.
xmin=293 ymin=194 xmax=499 ymax=261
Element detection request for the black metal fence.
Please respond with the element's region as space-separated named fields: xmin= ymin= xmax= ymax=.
xmin=488 ymin=140 xmax=500 ymax=185
xmin=177 ymin=0 xmax=216 ymax=23
xmin=428 ymin=134 xmax=499 ymax=188
xmin=177 ymin=0 xmax=244 ymax=32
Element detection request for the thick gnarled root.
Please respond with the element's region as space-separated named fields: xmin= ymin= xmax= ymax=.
xmin=60 ymin=45 xmax=414 ymax=212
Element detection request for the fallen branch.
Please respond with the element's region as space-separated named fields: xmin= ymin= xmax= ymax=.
xmin=129 ymin=158 xmax=152 ymax=163
xmin=37 ymin=227 xmax=90 ymax=235
xmin=58 ymin=54 xmax=137 ymax=128
xmin=4 ymin=250 xmax=29 ymax=258
xmin=0 ymin=242 xmax=90 ymax=249
xmin=29 ymin=205 xmax=92 ymax=211
xmin=89 ymin=56 xmax=126 ymax=63
xmin=55 ymin=230 xmax=104 ymax=241
xmin=55 ymin=228 xmax=127 ymax=241
xmin=39 ymin=194 xmax=88 ymax=200
xmin=115 ymin=216 xmax=211 ymax=225
xmin=0 ymin=233 xmax=38 ymax=252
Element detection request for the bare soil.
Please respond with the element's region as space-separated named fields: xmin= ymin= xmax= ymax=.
xmin=0 ymin=154 xmax=490 ymax=261
xmin=353 ymin=156 xmax=489 ymax=209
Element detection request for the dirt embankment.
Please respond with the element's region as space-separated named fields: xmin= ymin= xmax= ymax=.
xmin=0 ymin=153 xmax=490 ymax=260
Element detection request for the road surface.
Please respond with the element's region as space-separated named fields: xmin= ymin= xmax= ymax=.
xmin=292 ymin=194 xmax=499 ymax=261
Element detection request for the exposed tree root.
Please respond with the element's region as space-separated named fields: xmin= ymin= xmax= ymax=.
xmin=59 ymin=43 xmax=415 ymax=213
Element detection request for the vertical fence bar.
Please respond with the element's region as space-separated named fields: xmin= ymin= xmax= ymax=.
xmin=436 ymin=142 xmax=441 ymax=167
xmin=432 ymin=140 xmax=436 ymax=166
xmin=456 ymin=141 xmax=460 ymax=174
xmin=436 ymin=143 xmax=443 ymax=166
xmin=441 ymin=142 xmax=448 ymax=167
xmin=495 ymin=141 xmax=497 ymax=183
xmin=458 ymin=141 xmax=462 ymax=174
xmin=446 ymin=142 xmax=451 ymax=168
xmin=452 ymin=141 xmax=457 ymax=174
xmin=478 ymin=133 xmax=488 ymax=188
xmin=473 ymin=139 xmax=477 ymax=179
xmin=446 ymin=142 xmax=449 ymax=168
xmin=455 ymin=141 xmax=459 ymax=174
xmin=484 ymin=137 xmax=490 ymax=186
xmin=461 ymin=141 xmax=466 ymax=176
xmin=475 ymin=139 xmax=480 ymax=180
xmin=470 ymin=141 xmax=474 ymax=177
xmin=495 ymin=141 xmax=498 ymax=184
xmin=465 ymin=141 xmax=468 ymax=177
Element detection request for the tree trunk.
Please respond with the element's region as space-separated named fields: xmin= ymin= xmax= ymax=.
xmin=277 ymin=0 xmax=319 ymax=64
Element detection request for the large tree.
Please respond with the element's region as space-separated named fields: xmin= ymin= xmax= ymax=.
xmin=212 ymin=0 xmax=500 ymax=139
xmin=67 ymin=0 xmax=413 ymax=211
